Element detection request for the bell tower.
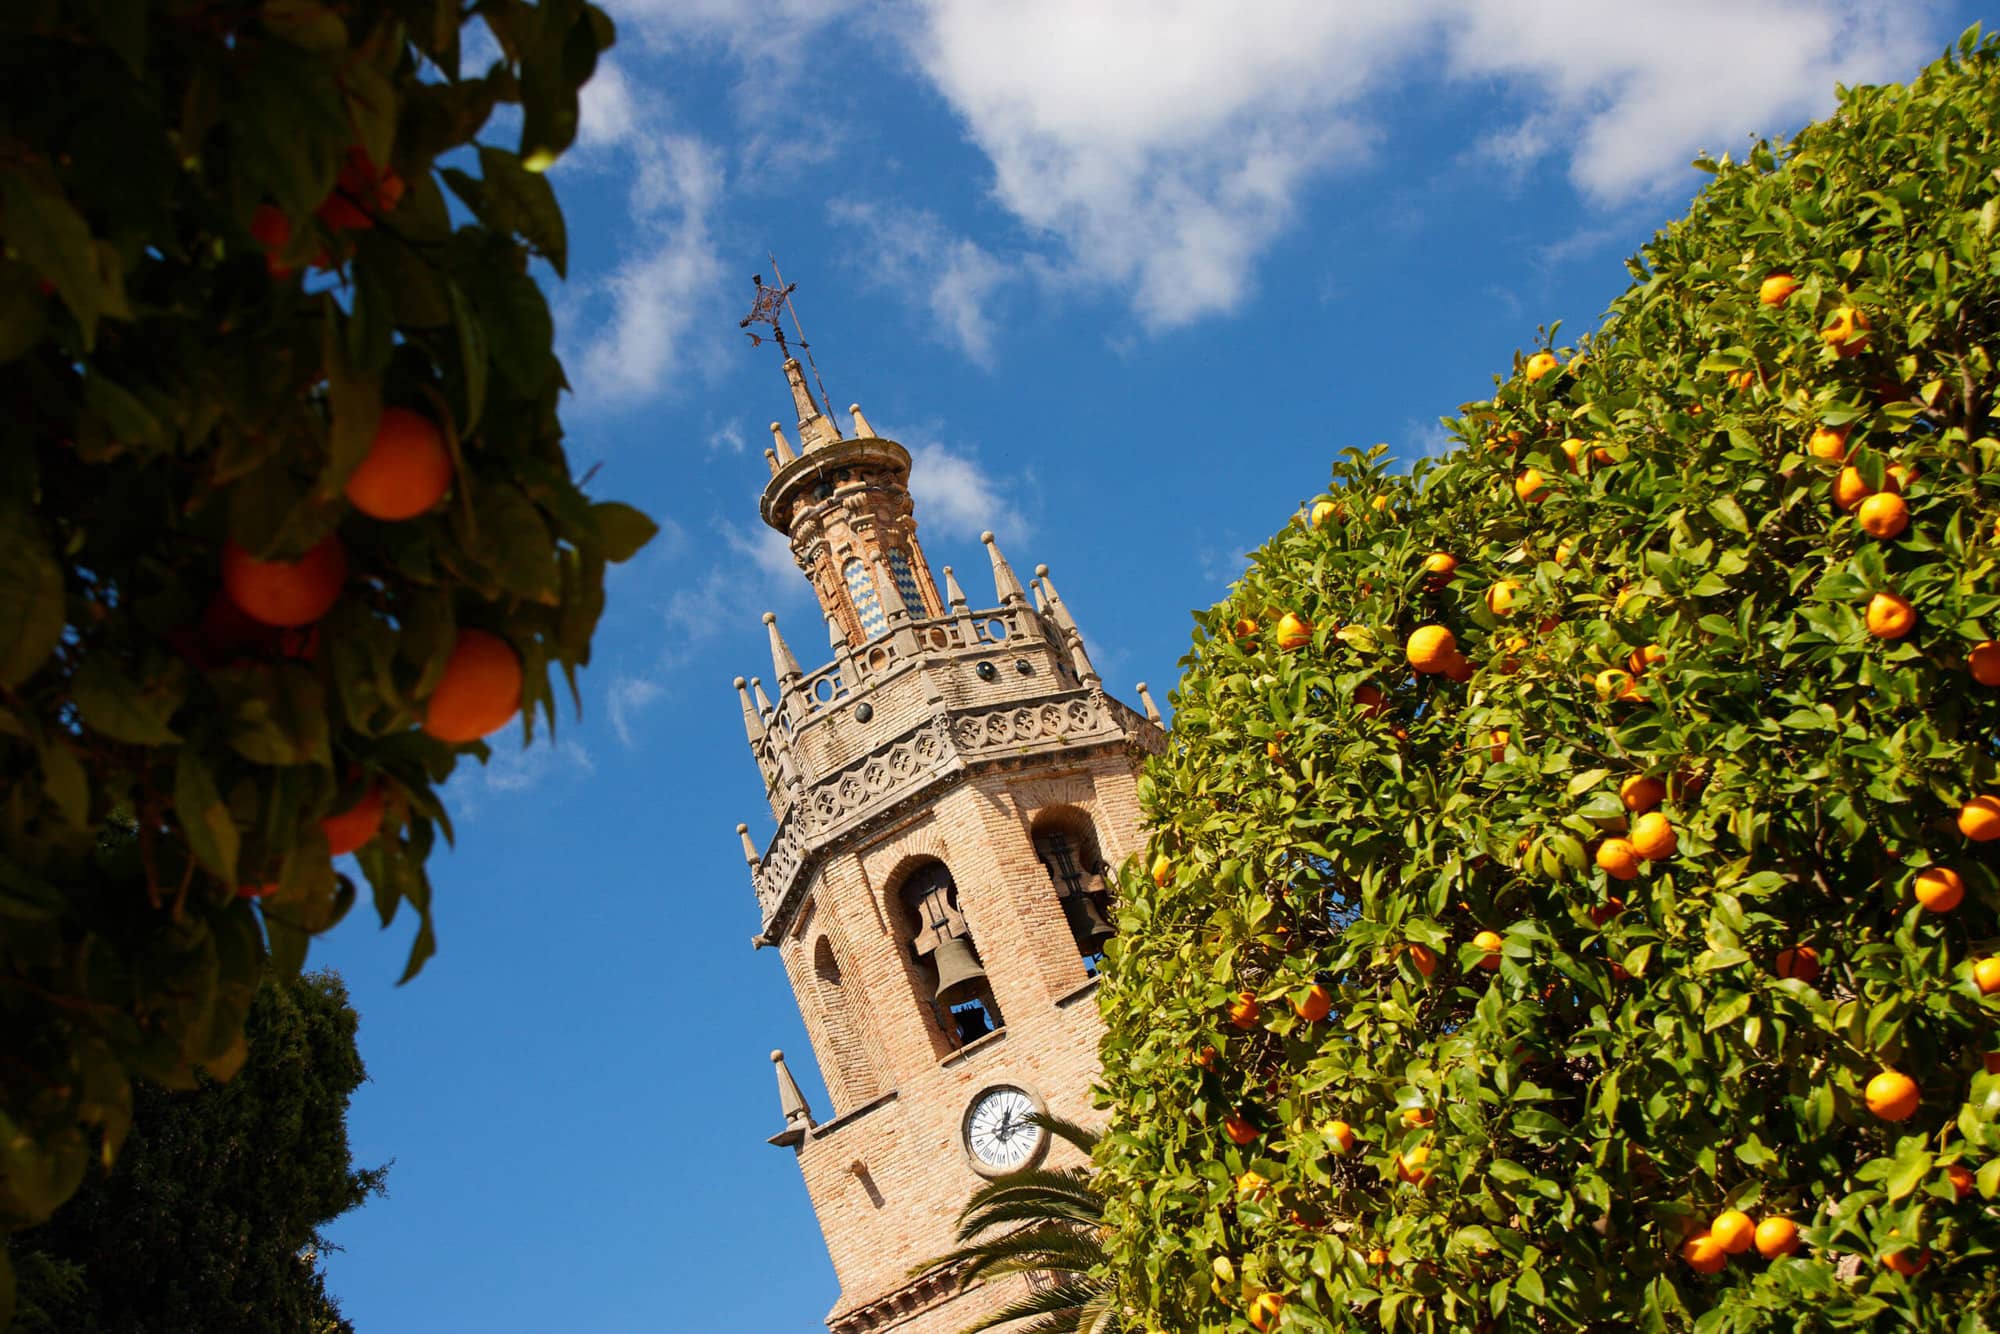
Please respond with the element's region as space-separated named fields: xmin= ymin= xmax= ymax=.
xmin=731 ymin=276 xmax=1164 ymax=1334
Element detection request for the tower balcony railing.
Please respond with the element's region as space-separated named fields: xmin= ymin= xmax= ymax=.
xmin=776 ymin=601 xmax=1062 ymax=735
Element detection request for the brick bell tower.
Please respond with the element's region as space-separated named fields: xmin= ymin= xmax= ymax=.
xmin=730 ymin=276 xmax=1164 ymax=1334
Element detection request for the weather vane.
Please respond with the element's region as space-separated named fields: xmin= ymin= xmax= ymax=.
xmin=740 ymin=254 xmax=834 ymax=422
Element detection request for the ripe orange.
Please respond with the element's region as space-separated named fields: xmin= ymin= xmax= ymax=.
xmin=1857 ymin=491 xmax=1909 ymax=540
xmin=1808 ymin=425 xmax=1851 ymax=462
xmin=1292 ymin=985 xmax=1332 ymax=1022
xmin=1881 ymin=1246 xmax=1927 ymax=1276
xmin=1711 ymin=1209 xmax=1755 ymax=1254
xmin=1232 ymin=618 xmax=1260 ymax=641
xmin=1968 ymin=641 xmax=2000 ymax=686
xmin=1247 ymin=1292 xmax=1284 ymax=1331
xmin=1865 ymin=592 xmax=1915 ymax=640
xmin=1619 ymin=775 xmax=1665 ymax=813
xmin=1525 ymin=351 xmax=1559 ymax=382
xmin=321 ymin=785 xmax=384 ymax=856
xmin=1150 ymin=853 xmax=1174 ymax=886
xmin=1441 ymin=651 xmax=1474 ymax=683
xmin=1486 ymin=580 xmax=1519 ymax=616
xmin=236 ymin=882 xmax=281 ymax=899
xmin=1265 ymin=740 xmax=1282 ymax=760
xmin=1472 ymin=930 xmax=1503 ymax=971
xmin=317 ymin=146 xmax=405 ymax=231
xmin=1629 ymin=812 xmax=1677 ymax=861
xmin=250 ymin=204 xmax=296 ymax=278
xmin=1774 ymin=946 xmax=1820 ymax=983
xmin=1865 ymin=1069 xmax=1920 ymax=1121
xmin=1400 ymin=1106 xmax=1434 ymax=1128
xmin=1913 ymin=866 xmax=1964 ymax=912
xmin=1947 ymin=1164 xmax=1975 ymax=1201
xmin=1755 ymin=1217 xmax=1801 ymax=1259
xmin=1960 ymin=795 xmax=2000 ymax=842
xmin=1395 ymin=1143 xmax=1431 ymax=1185
xmin=1354 ymin=683 xmax=1387 ymax=716
xmin=1367 ymin=1247 xmax=1390 ymax=1267
xmin=1235 ymin=1170 xmax=1270 ymax=1199
xmin=1310 ymin=499 xmax=1338 ymax=529
xmin=1326 ymin=1120 xmax=1357 ymax=1154
xmin=1623 ymin=645 xmax=1663 ymax=677
xmin=1488 ymin=729 xmax=1509 ymax=763
xmin=422 ymin=629 xmax=523 ymax=743
xmin=1404 ymin=943 xmax=1438 ymax=978
xmin=1727 ymin=367 xmax=1756 ymax=392
xmin=1276 ymin=612 xmax=1313 ymax=650
xmin=1406 ymin=625 xmax=1458 ymax=674
xmin=1758 ymin=272 xmax=1798 ymax=306
xmin=1987 ymin=1052 xmax=2000 ymax=1075
xmin=1974 ymin=957 xmax=2000 ymax=996
xmin=1596 ymin=838 xmax=1640 ymax=881
xmin=1594 ymin=668 xmax=1634 ymax=701
xmin=1588 ymin=896 xmax=1625 ymax=926
xmin=221 ymin=535 xmax=348 ymax=628
xmin=345 ymin=407 xmax=453 ymax=520
xmin=1193 ymin=1045 xmax=1218 ymax=1071
xmin=1515 ymin=470 xmax=1549 ymax=504
xmin=1227 ymin=991 xmax=1262 ymax=1030
xmin=1560 ymin=437 xmax=1589 ymax=473
xmin=1223 ymin=1112 xmax=1258 ymax=1145
xmin=1832 ymin=466 xmax=1873 ymax=512
xmin=1681 ymin=1232 xmax=1726 ymax=1274
xmin=1423 ymin=552 xmax=1458 ymax=583
xmin=1822 ymin=305 xmax=1870 ymax=357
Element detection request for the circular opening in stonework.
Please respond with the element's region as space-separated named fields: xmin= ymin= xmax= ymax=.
xmin=983 ymin=618 xmax=1008 ymax=642
xmin=866 ymin=646 xmax=891 ymax=672
xmin=926 ymin=626 xmax=949 ymax=650
xmin=813 ymin=678 xmax=835 ymax=703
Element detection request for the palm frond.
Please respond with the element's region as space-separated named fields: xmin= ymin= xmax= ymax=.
xmin=914 ymin=1225 xmax=1105 ymax=1286
xmin=951 ymin=1276 xmax=1108 ymax=1334
xmin=1024 ymin=1110 xmax=1100 ymax=1157
xmin=957 ymin=1194 xmax=1102 ymax=1237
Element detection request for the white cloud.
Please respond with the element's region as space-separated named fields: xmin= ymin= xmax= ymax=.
xmin=607 ymin=674 xmax=664 ymax=746
xmin=903 ymin=438 xmax=1028 ymax=545
xmin=707 ymin=422 xmax=748 ymax=456
xmin=1442 ymin=1 xmax=1938 ymax=203
xmin=448 ymin=737 xmax=596 ymax=816
xmin=576 ymin=56 xmax=640 ymax=152
xmin=828 ymin=201 xmax=1010 ymax=365
xmin=568 ymin=126 xmax=729 ymax=406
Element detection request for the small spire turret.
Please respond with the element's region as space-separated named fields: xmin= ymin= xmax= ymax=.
xmin=737 ymin=822 xmax=761 ymax=866
xmin=769 ymin=422 xmax=797 ymax=465
xmin=982 ymin=531 xmax=1027 ymax=607
xmin=849 ymin=403 xmax=876 ymax=438
xmin=764 ymin=612 xmax=803 ymax=686
xmin=768 ymin=1049 xmax=814 ymax=1147
xmin=1137 ymin=682 xmax=1163 ymax=725
xmin=735 ymin=676 xmax=765 ymax=743
xmin=942 ymin=565 xmax=968 ymax=609
xmin=751 ymin=676 xmax=775 ymax=718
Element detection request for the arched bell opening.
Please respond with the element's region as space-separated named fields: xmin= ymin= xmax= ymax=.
xmin=894 ymin=859 xmax=1004 ymax=1052
xmin=1031 ymin=810 xmax=1116 ymax=975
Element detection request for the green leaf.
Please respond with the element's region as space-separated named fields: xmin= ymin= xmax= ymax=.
xmin=1885 ymin=1142 xmax=1933 ymax=1202
xmin=474 ymin=145 xmax=569 ymax=275
xmin=259 ymin=0 xmax=347 ymax=51
xmin=590 ymin=501 xmax=658 ymax=563
xmin=173 ymin=747 xmax=240 ymax=884
xmin=445 ymin=277 xmax=488 ymax=437
xmin=72 ymin=656 xmax=184 ymax=744
xmin=0 ymin=171 xmax=123 ymax=347
xmin=0 ymin=523 xmax=65 ymax=687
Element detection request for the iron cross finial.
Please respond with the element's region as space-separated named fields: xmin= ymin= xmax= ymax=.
xmin=739 ymin=273 xmax=795 ymax=353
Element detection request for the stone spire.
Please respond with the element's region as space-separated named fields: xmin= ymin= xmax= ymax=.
xmin=982 ymin=531 xmax=1027 ymax=607
xmin=942 ymin=565 xmax=968 ymax=609
xmin=764 ymin=611 xmax=803 ymax=686
xmin=734 ymin=676 xmax=765 ymax=743
xmin=784 ymin=358 xmax=842 ymax=451
xmin=873 ymin=555 xmax=910 ymax=624
xmin=751 ymin=677 xmax=775 ymax=718
xmin=1036 ymin=564 xmax=1099 ymax=685
xmin=849 ymin=403 xmax=876 ymax=438
xmin=769 ymin=421 xmax=797 ymax=465
xmin=737 ymin=822 xmax=761 ymax=866
xmin=1136 ymin=682 xmax=1163 ymax=724
xmin=768 ymin=1049 xmax=814 ymax=1147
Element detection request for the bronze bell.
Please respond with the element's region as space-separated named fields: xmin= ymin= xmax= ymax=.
xmin=931 ymin=934 xmax=989 ymax=1007
xmin=1062 ymin=893 xmax=1116 ymax=952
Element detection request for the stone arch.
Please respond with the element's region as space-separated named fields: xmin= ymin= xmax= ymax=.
xmin=887 ymin=856 xmax=1002 ymax=1055
xmin=1030 ymin=804 xmax=1116 ymax=972
xmin=810 ymin=934 xmax=878 ymax=1109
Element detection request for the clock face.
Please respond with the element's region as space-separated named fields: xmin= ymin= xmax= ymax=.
xmin=964 ymin=1085 xmax=1045 ymax=1173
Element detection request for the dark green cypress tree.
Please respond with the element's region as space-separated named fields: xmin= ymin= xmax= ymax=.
xmin=10 ymin=971 xmax=385 ymax=1332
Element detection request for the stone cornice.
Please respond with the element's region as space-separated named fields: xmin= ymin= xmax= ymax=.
xmin=751 ymin=688 xmax=1165 ymax=942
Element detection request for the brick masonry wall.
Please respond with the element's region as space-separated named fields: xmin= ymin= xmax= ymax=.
xmin=771 ymin=747 xmax=1147 ymax=1332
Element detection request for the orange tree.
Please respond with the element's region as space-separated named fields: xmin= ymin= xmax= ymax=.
xmin=0 ymin=0 xmax=652 ymax=1293
xmin=1097 ymin=31 xmax=2000 ymax=1333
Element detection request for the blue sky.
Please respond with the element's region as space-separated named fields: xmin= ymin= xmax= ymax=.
xmin=315 ymin=4 xmax=1985 ymax=1328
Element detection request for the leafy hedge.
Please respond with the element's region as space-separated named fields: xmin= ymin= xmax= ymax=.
xmin=1098 ymin=31 xmax=2000 ymax=1333
xmin=0 ymin=0 xmax=650 ymax=1291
